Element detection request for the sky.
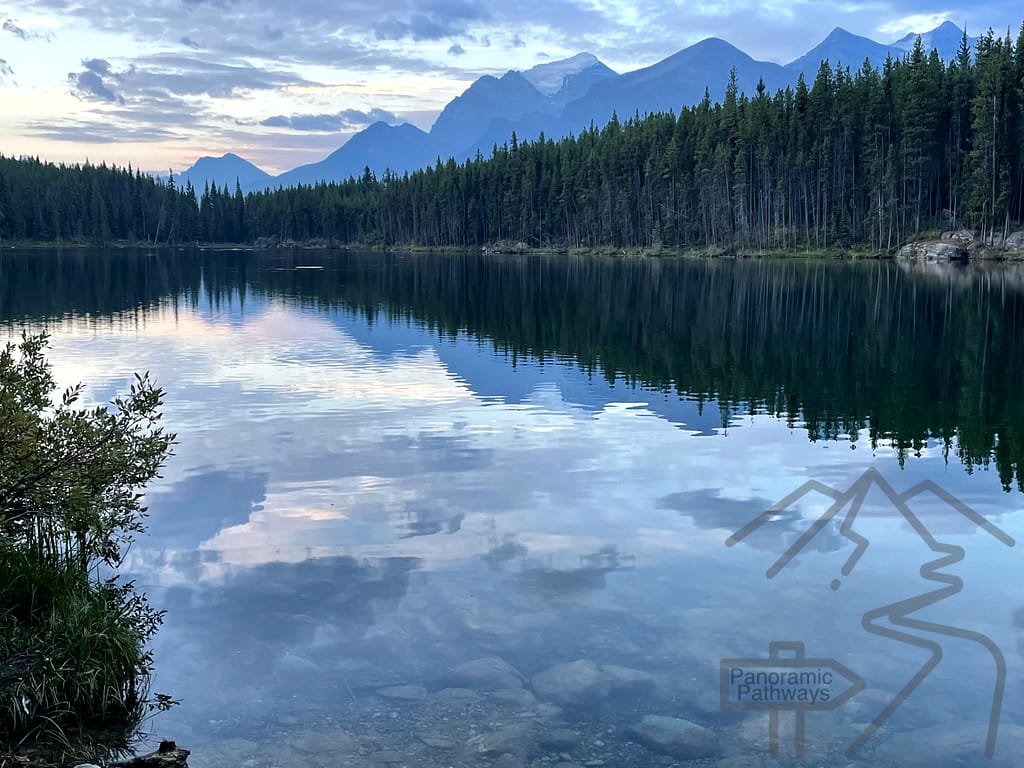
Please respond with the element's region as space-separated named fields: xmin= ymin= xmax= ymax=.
xmin=0 ymin=0 xmax=1021 ymax=176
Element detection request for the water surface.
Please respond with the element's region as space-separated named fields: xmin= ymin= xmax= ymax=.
xmin=2 ymin=248 xmax=1023 ymax=768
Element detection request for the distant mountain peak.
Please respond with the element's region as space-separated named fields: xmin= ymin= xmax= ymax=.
xmin=522 ymin=52 xmax=607 ymax=95
xmin=823 ymin=26 xmax=863 ymax=40
xmin=891 ymin=20 xmax=970 ymax=59
xmin=689 ymin=37 xmax=740 ymax=51
xmin=178 ymin=151 xmax=272 ymax=192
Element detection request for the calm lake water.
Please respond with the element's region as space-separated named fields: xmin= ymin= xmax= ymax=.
xmin=2 ymin=248 xmax=1024 ymax=768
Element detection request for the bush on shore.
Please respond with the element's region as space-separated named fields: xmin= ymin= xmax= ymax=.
xmin=0 ymin=333 xmax=175 ymax=750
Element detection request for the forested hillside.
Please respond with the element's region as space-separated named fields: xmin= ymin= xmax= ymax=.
xmin=1 ymin=27 xmax=1022 ymax=251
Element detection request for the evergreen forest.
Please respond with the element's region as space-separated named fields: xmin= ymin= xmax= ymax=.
xmin=1 ymin=27 xmax=1023 ymax=251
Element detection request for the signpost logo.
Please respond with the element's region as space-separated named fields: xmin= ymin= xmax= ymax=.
xmin=721 ymin=468 xmax=1015 ymax=759
xmin=721 ymin=641 xmax=864 ymax=758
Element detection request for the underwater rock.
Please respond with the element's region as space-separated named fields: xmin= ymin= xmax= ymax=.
xmin=628 ymin=715 xmax=720 ymax=760
xmin=431 ymin=686 xmax=481 ymax=705
xmin=492 ymin=687 xmax=538 ymax=706
xmin=531 ymin=660 xmax=611 ymax=708
xmin=288 ymin=729 xmax=357 ymax=754
xmin=463 ymin=722 xmax=532 ymax=760
xmin=435 ymin=656 xmax=525 ymax=691
xmin=869 ymin=722 xmax=1024 ymax=767
xmin=417 ymin=732 xmax=457 ymax=749
xmin=375 ymin=684 xmax=428 ymax=701
xmin=600 ymin=664 xmax=658 ymax=696
xmin=539 ymin=727 xmax=580 ymax=750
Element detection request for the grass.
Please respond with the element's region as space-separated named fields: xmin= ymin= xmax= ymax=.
xmin=0 ymin=548 xmax=158 ymax=744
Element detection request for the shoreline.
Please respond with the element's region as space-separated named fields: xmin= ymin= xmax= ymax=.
xmin=3 ymin=238 xmax=1023 ymax=262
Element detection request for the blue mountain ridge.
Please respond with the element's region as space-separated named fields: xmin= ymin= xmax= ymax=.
xmin=179 ymin=23 xmax=976 ymax=193
xmin=179 ymin=152 xmax=273 ymax=192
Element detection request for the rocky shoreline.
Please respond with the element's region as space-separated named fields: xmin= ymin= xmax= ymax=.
xmin=896 ymin=228 xmax=1024 ymax=262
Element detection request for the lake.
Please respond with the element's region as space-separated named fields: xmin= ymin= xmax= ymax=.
xmin=2 ymin=248 xmax=1023 ymax=768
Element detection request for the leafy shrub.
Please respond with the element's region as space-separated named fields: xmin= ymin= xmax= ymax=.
xmin=0 ymin=333 xmax=175 ymax=746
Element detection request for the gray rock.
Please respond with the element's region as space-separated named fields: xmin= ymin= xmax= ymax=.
xmin=540 ymin=728 xmax=580 ymax=751
xmin=463 ymin=723 xmax=532 ymax=760
xmin=534 ymin=702 xmax=566 ymax=721
xmin=629 ymin=715 xmax=720 ymax=760
xmin=436 ymin=656 xmax=525 ymax=691
xmin=714 ymin=757 xmax=782 ymax=768
xmin=600 ymin=664 xmax=658 ymax=696
xmin=1004 ymin=230 xmax=1024 ymax=250
xmin=431 ymin=686 xmax=480 ymax=704
xmin=279 ymin=651 xmax=319 ymax=672
xmin=492 ymin=687 xmax=538 ymax=706
xmin=375 ymin=684 xmax=428 ymax=701
xmin=897 ymin=241 xmax=968 ymax=261
xmin=531 ymin=660 xmax=611 ymax=708
xmin=417 ymin=733 xmax=457 ymax=749
xmin=495 ymin=753 xmax=526 ymax=768
xmin=370 ymin=751 xmax=407 ymax=764
xmin=289 ymin=730 xmax=356 ymax=754
xmin=111 ymin=742 xmax=191 ymax=768
xmin=870 ymin=722 xmax=1024 ymax=767
xmin=942 ymin=229 xmax=975 ymax=243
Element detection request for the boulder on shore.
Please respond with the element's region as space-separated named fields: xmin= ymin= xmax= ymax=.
xmin=111 ymin=741 xmax=190 ymax=768
xmin=1002 ymin=230 xmax=1024 ymax=250
xmin=896 ymin=240 xmax=968 ymax=262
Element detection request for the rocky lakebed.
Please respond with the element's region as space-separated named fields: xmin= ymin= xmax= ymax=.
xmin=161 ymin=651 xmax=1023 ymax=768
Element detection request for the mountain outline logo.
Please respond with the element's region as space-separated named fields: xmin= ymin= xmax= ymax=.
xmin=726 ymin=467 xmax=1015 ymax=758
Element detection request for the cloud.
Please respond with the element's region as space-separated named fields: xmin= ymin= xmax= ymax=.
xmin=0 ymin=0 xmax=598 ymax=74
xmin=512 ymin=33 xmax=525 ymax=47
xmin=448 ymin=43 xmax=466 ymax=55
xmin=20 ymin=118 xmax=179 ymax=144
xmin=69 ymin=69 xmax=125 ymax=103
xmin=2 ymin=17 xmax=54 ymax=41
xmin=67 ymin=54 xmax=315 ymax=106
xmin=2 ymin=18 xmax=28 ymax=39
xmin=374 ymin=14 xmax=463 ymax=41
xmin=49 ymin=53 xmax=327 ymax=156
xmin=83 ymin=58 xmax=113 ymax=75
xmin=259 ymin=108 xmax=400 ymax=132
xmin=876 ymin=12 xmax=964 ymax=38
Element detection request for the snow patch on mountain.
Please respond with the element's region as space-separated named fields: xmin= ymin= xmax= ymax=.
xmin=891 ymin=20 xmax=972 ymax=61
xmin=522 ymin=53 xmax=601 ymax=95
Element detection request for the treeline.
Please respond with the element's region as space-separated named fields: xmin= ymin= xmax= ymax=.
xmin=2 ymin=26 xmax=1023 ymax=249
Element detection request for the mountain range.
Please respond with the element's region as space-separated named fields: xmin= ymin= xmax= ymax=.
xmin=180 ymin=21 xmax=974 ymax=193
